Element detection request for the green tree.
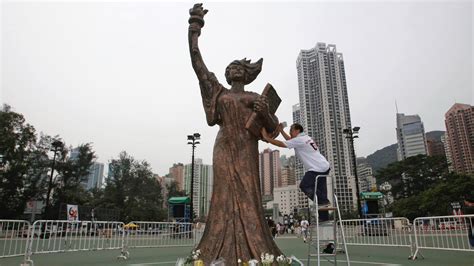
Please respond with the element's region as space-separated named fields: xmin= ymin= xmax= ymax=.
xmin=377 ymin=154 xmax=448 ymax=199
xmin=0 ymin=105 xmax=45 ymax=219
xmin=390 ymin=173 xmax=473 ymax=220
xmin=103 ymin=151 xmax=165 ymax=222
xmin=49 ymin=143 xmax=96 ymax=219
xmin=166 ymin=180 xmax=186 ymax=198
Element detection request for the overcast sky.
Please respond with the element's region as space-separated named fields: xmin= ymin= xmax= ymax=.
xmin=2 ymin=1 xmax=472 ymax=176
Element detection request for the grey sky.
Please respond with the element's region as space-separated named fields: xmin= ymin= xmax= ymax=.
xmin=2 ymin=1 xmax=472 ymax=176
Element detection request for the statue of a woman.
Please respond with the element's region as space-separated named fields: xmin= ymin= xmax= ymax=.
xmin=188 ymin=3 xmax=283 ymax=264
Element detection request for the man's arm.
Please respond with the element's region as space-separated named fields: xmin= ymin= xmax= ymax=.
xmin=261 ymin=127 xmax=287 ymax=148
xmin=279 ymin=123 xmax=291 ymax=140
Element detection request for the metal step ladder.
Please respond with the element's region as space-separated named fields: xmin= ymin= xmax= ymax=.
xmin=306 ymin=175 xmax=350 ymax=266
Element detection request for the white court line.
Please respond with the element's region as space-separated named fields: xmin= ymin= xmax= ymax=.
xmin=128 ymin=259 xmax=402 ymax=266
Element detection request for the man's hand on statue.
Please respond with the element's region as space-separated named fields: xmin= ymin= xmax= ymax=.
xmin=278 ymin=122 xmax=286 ymax=132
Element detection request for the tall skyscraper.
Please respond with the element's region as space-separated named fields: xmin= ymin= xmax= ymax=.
xmin=81 ymin=162 xmax=105 ymax=190
xmin=444 ymin=103 xmax=474 ymax=175
xmin=169 ymin=163 xmax=185 ymax=191
xmin=292 ymin=104 xmax=309 ymax=210
xmin=184 ymin=158 xmax=213 ymax=218
xmin=396 ymin=113 xmax=427 ymax=161
xmin=292 ymin=104 xmax=305 ymax=180
xmin=296 ymin=42 xmax=356 ymax=212
xmin=259 ymin=148 xmax=281 ymax=198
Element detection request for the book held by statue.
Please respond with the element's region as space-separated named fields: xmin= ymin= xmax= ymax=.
xmin=245 ymin=83 xmax=281 ymax=138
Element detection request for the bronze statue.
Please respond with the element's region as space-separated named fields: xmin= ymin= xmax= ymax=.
xmin=188 ymin=3 xmax=283 ymax=264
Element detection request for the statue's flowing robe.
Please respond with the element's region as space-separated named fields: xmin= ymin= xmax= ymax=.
xmin=196 ymin=72 xmax=282 ymax=264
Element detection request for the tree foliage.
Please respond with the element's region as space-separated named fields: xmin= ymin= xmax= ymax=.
xmin=49 ymin=143 xmax=96 ymax=218
xmin=166 ymin=180 xmax=186 ymax=198
xmin=101 ymin=151 xmax=166 ymax=222
xmin=377 ymin=154 xmax=473 ymax=220
xmin=0 ymin=105 xmax=41 ymax=218
xmin=0 ymin=105 xmax=97 ymax=219
xmin=377 ymin=154 xmax=448 ymax=199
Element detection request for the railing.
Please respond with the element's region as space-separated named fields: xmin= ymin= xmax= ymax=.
xmin=23 ymin=220 xmax=127 ymax=265
xmin=412 ymin=214 xmax=474 ymax=260
xmin=127 ymin=221 xmax=203 ymax=248
xmin=2 ymin=215 xmax=469 ymax=263
xmin=0 ymin=220 xmax=30 ymax=260
xmin=339 ymin=217 xmax=413 ymax=257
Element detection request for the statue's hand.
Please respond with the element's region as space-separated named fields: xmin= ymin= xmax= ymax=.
xmin=189 ymin=3 xmax=208 ymax=28
xmin=254 ymin=95 xmax=269 ymax=115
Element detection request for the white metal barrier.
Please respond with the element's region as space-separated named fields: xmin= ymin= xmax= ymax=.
xmin=127 ymin=221 xmax=202 ymax=248
xmin=23 ymin=220 xmax=128 ymax=265
xmin=412 ymin=214 xmax=474 ymax=260
xmin=339 ymin=217 xmax=413 ymax=257
xmin=0 ymin=220 xmax=30 ymax=260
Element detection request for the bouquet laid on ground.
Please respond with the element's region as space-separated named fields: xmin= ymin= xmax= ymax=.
xmin=261 ymin=253 xmax=274 ymax=265
xmin=180 ymin=251 xmax=295 ymax=265
xmin=276 ymin=254 xmax=292 ymax=266
xmin=183 ymin=249 xmax=202 ymax=265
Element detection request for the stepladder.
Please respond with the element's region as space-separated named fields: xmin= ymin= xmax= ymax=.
xmin=306 ymin=174 xmax=350 ymax=266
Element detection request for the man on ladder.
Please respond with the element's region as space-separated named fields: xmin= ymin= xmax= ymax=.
xmin=261 ymin=123 xmax=331 ymax=222
xmin=263 ymin=123 xmax=350 ymax=265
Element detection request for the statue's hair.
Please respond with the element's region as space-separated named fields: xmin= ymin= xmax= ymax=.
xmin=225 ymin=58 xmax=263 ymax=85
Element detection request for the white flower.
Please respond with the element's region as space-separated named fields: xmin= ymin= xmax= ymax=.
xmin=192 ymin=255 xmax=198 ymax=260
xmin=196 ymin=249 xmax=201 ymax=254
xmin=238 ymin=259 xmax=242 ymax=263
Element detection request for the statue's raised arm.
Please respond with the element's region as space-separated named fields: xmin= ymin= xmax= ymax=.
xmin=188 ymin=3 xmax=211 ymax=81
xmin=188 ymin=3 xmax=223 ymax=126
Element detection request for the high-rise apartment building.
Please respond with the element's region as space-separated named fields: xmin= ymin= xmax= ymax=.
xmin=292 ymin=104 xmax=309 ymax=210
xmin=82 ymin=162 xmax=105 ymax=190
xmin=259 ymin=148 xmax=281 ymax=198
xmin=444 ymin=103 xmax=474 ymax=175
xmin=272 ymin=185 xmax=300 ymax=216
xmin=426 ymin=138 xmax=446 ymax=158
xmin=71 ymin=147 xmax=104 ymax=190
xmin=356 ymin=162 xmax=376 ymax=192
xmin=396 ymin=113 xmax=427 ymax=161
xmin=169 ymin=163 xmax=185 ymax=191
xmin=296 ymin=42 xmax=356 ymax=212
xmin=280 ymin=155 xmax=296 ymax=187
xmin=440 ymin=133 xmax=454 ymax=172
xmin=184 ymin=158 xmax=213 ymax=218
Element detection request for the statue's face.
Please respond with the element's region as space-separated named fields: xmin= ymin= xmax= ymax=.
xmin=227 ymin=64 xmax=246 ymax=83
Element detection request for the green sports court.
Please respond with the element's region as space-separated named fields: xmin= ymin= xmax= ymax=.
xmin=1 ymin=236 xmax=472 ymax=266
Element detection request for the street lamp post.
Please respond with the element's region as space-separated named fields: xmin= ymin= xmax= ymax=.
xmin=187 ymin=133 xmax=200 ymax=223
xmin=45 ymin=140 xmax=63 ymax=218
xmin=343 ymin=127 xmax=362 ymax=218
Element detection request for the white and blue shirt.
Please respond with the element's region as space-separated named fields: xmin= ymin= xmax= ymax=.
xmin=284 ymin=133 xmax=330 ymax=173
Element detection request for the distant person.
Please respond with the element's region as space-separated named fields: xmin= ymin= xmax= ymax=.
xmin=267 ymin=217 xmax=277 ymax=239
xmin=300 ymin=218 xmax=309 ymax=243
xmin=262 ymin=123 xmax=331 ymax=221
